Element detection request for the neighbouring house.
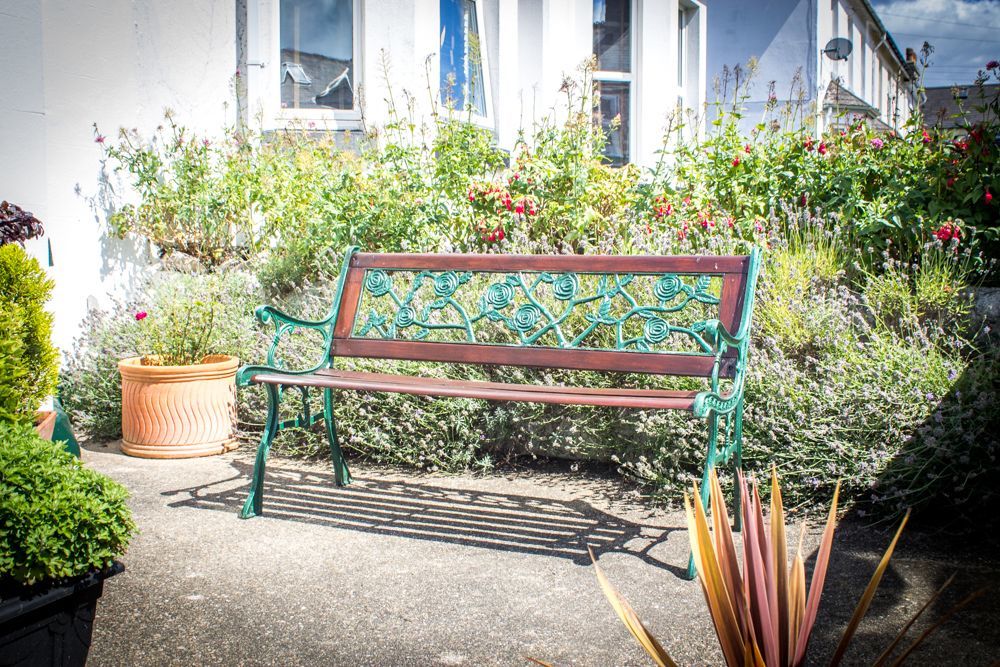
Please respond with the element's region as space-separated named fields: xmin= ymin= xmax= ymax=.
xmin=922 ymin=84 xmax=1000 ymax=135
xmin=0 ymin=0 xmax=707 ymax=348
xmin=706 ymin=0 xmax=917 ymax=134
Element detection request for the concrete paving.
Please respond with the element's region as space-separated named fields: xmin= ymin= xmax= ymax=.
xmin=82 ymin=442 xmax=999 ymax=666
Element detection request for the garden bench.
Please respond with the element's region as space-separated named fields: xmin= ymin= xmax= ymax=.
xmin=237 ymin=246 xmax=761 ymax=578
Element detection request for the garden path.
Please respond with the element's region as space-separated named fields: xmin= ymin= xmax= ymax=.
xmin=83 ymin=442 xmax=999 ymax=666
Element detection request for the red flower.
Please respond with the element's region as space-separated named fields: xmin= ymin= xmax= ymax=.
xmin=804 ymin=138 xmax=814 ymax=151
xmin=515 ymin=201 xmax=525 ymax=214
xmin=496 ymin=227 xmax=506 ymax=241
xmin=934 ymin=223 xmax=961 ymax=243
xmin=468 ymin=190 xmax=475 ymax=202
xmin=744 ymin=144 xmax=752 ymax=154
xmin=817 ymin=142 xmax=827 ymax=155
xmin=947 ymin=177 xmax=956 ymax=188
xmin=987 ymin=60 xmax=999 ymax=70
xmin=732 ymin=157 xmax=741 ymax=167
xmin=922 ymin=129 xmax=931 ymax=144
xmin=987 ymin=190 xmax=994 ymax=205
xmin=800 ymin=193 xmax=808 ymax=207
xmin=135 ymin=311 xmax=148 ymax=321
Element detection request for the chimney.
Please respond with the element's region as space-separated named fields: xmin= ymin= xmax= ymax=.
xmin=904 ymin=47 xmax=918 ymax=78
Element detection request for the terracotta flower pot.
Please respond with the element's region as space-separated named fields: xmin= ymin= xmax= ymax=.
xmin=34 ymin=410 xmax=57 ymax=440
xmin=118 ymin=354 xmax=239 ymax=459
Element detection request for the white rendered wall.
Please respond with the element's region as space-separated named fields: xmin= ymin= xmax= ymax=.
xmin=0 ymin=0 xmax=238 ymax=351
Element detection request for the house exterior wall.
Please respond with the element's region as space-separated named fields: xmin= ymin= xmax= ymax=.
xmin=1 ymin=0 xmax=705 ymax=349
xmin=0 ymin=0 xmax=238 ymax=351
xmin=707 ymin=0 xmax=914 ymax=135
xmin=816 ymin=0 xmax=915 ymax=131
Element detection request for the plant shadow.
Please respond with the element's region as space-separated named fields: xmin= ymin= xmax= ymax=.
xmin=163 ymin=459 xmax=689 ymax=577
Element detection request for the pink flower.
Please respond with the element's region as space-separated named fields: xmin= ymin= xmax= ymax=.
xmin=818 ymin=142 xmax=827 ymax=155
xmin=202 ymin=139 xmax=210 ymax=147
xmin=744 ymin=144 xmax=752 ymax=153
xmin=135 ymin=311 xmax=148 ymax=321
xmin=95 ymin=135 xmax=106 ymax=144
xmin=870 ymin=138 xmax=884 ymax=149
xmin=922 ymin=129 xmax=931 ymax=144
xmin=987 ymin=190 xmax=994 ymax=205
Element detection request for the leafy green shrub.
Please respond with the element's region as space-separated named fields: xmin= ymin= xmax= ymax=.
xmin=60 ymin=270 xmax=260 ymax=439
xmin=0 ymin=422 xmax=135 ymax=586
xmin=0 ymin=244 xmax=58 ymax=423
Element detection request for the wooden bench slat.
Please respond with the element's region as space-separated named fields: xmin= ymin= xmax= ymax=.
xmin=351 ymin=252 xmax=749 ymax=274
xmin=252 ymin=369 xmax=701 ymax=410
xmin=330 ymin=338 xmax=736 ymax=378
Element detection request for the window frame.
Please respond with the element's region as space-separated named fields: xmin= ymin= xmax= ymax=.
xmin=437 ymin=0 xmax=494 ymax=129
xmin=593 ymin=0 xmax=637 ymax=166
xmin=251 ymin=0 xmax=364 ymax=130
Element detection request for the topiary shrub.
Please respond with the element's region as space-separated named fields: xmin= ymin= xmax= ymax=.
xmin=0 ymin=244 xmax=58 ymax=423
xmin=0 ymin=422 xmax=135 ymax=586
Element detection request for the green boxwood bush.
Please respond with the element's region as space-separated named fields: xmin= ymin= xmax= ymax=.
xmin=0 ymin=244 xmax=58 ymax=424
xmin=0 ymin=422 xmax=135 ymax=586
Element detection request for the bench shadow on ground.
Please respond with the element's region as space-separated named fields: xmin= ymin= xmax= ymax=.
xmin=163 ymin=459 xmax=688 ymax=577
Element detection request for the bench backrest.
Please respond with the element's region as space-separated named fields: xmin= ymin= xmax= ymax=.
xmin=328 ymin=249 xmax=760 ymax=378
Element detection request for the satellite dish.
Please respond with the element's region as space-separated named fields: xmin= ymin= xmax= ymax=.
xmin=823 ymin=37 xmax=853 ymax=61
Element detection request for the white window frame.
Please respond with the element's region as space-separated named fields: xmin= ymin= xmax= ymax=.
xmin=248 ymin=0 xmax=364 ymax=130
xmin=593 ymin=0 xmax=637 ymax=165
xmin=436 ymin=0 xmax=494 ymax=130
xmin=676 ymin=4 xmax=690 ymax=107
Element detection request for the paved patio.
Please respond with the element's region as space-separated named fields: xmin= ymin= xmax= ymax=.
xmin=83 ymin=442 xmax=999 ymax=666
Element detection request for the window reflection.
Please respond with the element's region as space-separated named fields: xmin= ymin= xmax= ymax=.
xmin=280 ymin=0 xmax=354 ymax=110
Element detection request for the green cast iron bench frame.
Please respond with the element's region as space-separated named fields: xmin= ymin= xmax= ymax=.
xmin=237 ymin=246 xmax=762 ymax=579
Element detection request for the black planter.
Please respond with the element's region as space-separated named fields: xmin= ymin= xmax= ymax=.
xmin=0 ymin=562 xmax=123 ymax=667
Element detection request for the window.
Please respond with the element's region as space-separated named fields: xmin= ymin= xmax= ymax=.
xmin=440 ymin=0 xmax=488 ymax=117
xmin=593 ymin=0 xmax=632 ymax=165
xmin=279 ymin=0 xmax=356 ymax=111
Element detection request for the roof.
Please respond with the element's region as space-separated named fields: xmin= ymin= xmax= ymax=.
xmin=922 ymin=84 xmax=1000 ymax=129
xmin=823 ymin=80 xmax=893 ymax=131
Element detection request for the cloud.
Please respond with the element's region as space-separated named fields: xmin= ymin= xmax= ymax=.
xmin=872 ymin=0 xmax=1000 ymax=87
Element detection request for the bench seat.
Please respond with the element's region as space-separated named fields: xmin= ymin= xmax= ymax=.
xmin=252 ymin=368 xmax=703 ymax=410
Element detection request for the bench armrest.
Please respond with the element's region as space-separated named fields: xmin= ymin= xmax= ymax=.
xmin=236 ymin=305 xmax=336 ymax=386
xmin=700 ymin=318 xmax=745 ymax=349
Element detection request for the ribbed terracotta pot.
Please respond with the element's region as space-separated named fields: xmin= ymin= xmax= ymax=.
xmin=119 ymin=354 xmax=239 ymax=459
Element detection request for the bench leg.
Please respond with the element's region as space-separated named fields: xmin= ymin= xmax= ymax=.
xmin=732 ymin=398 xmax=745 ymax=532
xmin=686 ymin=410 xmax=720 ymax=580
xmin=240 ymin=383 xmax=280 ymax=519
xmin=323 ymin=387 xmax=352 ymax=486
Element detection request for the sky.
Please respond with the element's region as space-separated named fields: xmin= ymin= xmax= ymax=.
xmin=871 ymin=0 xmax=1000 ymax=88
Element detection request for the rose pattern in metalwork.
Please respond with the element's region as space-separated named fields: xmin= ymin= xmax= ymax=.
xmin=433 ymin=271 xmax=464 ymax=297
xmin=512 ymin=304 xmax=542 ymax=333
xmin=395 ymin=306 xmax=416 ymax=328
xmin=365 ymin=270 xmax=392 ymax=297
xmin=485 ymin=282 xmax=515 ymax=309
xmin=551 ymin=273 xmax=579 ymax=301
xmin=654 ymin=274 xmax=681 ymax=302
xmin=643 ymin=317 xmax=670 ymax=344
xmin=354 ymin=268 xmax=721 ymax=352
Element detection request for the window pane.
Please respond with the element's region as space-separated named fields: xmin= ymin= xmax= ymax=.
xmin=595 ymin=81 xmax=629 ymax=165
xmin=440 ymin=0 xmax=487 ymax=116
xmin=280 ymin=0 xmax=354 ymax=110
xmin=593 ymin=0 xmax=630 ymax=73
